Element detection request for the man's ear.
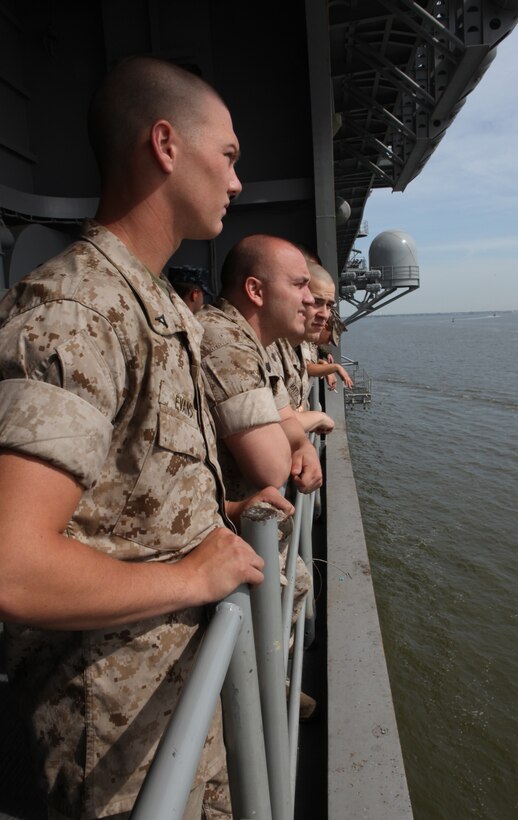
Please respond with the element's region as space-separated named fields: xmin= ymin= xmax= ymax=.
xmin=150 ymin=120 xmax=176 ymax=173
xmin=245 ymin=276 xmax=265 ymax=307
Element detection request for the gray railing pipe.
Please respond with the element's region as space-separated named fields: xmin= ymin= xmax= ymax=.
xmin=299 ymin=489 xmax=315 ymax=584
xmin=281 ymin=492 xmax=304 ymax=671
xmin=308 ymin=387 xmax=322 ymax=515
xmin=288 ymin=595 xmax=307 ymax=804
xmin=130 ymin=601 xmax=243 ymax=820
xmin=221 ymin=583 xmax=273 ymax=820
xmin=300 ymin=488 xmax=316 ymax=647
xmin=243 ymin=507 xmax=293 ymax=820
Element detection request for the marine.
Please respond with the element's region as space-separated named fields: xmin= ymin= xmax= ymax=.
xmin=0 ymin=56 xmax=290 ymax=820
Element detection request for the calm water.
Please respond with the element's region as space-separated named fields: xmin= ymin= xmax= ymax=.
xmin=343 ymin=311 xmax=518 ymax=820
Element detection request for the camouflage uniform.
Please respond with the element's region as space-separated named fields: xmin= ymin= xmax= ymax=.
xmin=198 ymin=300 xmax=311 ymax=626
xmin=301 ymin=339 xmax=318 ymax=365
xmin=0 ymin=222 xmax=230 ymax=819
xmin=198 ymin=298 xmax=291 ymax=501
xmin=267 ymin=338 xmax=310 ymax=411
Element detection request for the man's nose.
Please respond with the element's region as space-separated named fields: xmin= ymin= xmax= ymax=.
xmin=228 ymin=169 xmax=242 ymax=200
xmin=303 ymin=287 xmax=315 ymax=305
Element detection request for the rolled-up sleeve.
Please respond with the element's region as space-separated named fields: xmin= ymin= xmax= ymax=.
xmin=202 ymin=340 xmax=286 ymax=438
xmin=202 ymin=343 xmax=265 ymax=403
xmin=210 ymin=386 xmax=280 ymax=438
xmin=0 ymin=379 xmax=113 ymax=488
xmin=0 ymin=301 xmax=126 ymax=488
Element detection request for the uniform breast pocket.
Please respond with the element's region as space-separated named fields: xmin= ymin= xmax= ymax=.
xmin=113 ymin=403 xmax=209 ymax=553
xmin=158 ymin=404 xmax=206 ymax=460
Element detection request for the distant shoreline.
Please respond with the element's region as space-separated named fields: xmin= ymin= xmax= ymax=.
xmin=341 ymin=309 xmax=517 ymax=318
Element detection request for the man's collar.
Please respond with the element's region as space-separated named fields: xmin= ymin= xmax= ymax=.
xmin=215 ymin=297 xmax=266 ymax=350
xmin=81 ymin=220 xmax=201 ymax=343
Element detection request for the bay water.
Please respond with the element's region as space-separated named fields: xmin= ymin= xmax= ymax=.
xmin=343 ymin=311 xmax=518 ymax=820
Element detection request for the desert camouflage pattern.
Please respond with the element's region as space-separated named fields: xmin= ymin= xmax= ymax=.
xmin=328 ymin=305 xmax=347 ymax=347
xmin=198 ymin=298 xmax=290 ymax=500
xmin=0 ymin=221 xmax=229 ymax=818
xmin=184 ymin=762 xmax=232 ymax=820
xmin=267 ymin=338 xmax=310 ymax=411
xmin=197 ymin=303 xmax=311 ymax=634
xmin=300 ymin=339 xmax=318 ymax=365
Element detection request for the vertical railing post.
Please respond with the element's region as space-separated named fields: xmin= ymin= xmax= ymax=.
xmin=288 ymin=595 xmax=307 ymax=802
xmin=221 ymin=583 xmax=273 ymax=820
xmin=281 ymin=492 xmax=304 ymax=672
xmin=130 ymin=601 xmax=243 ymax=820
xmin=308 ymin=382 xmax=322 ymax=516
xmin=299 ymin=488 xmax=316 ymax=647
xmin=242 ymin=506 xmax=293 ymax=820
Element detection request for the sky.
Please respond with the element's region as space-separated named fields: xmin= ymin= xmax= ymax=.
xmin=346 ymin=24 xmax=518 ymax=316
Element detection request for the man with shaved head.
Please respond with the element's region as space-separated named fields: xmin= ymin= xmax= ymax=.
xmin=274 ymin=260 xmax=352 ymax=401
xmin=198 ymin=235 xmax=322 ymax=708
xmin=303 ymin=262 xmax=353 ymax=390
xmin=268 ymin=260 xmax=342 ymax=431
xmin=0 ymin=56 xmax=292 ymax=820
xmin=199 ymin=234 xmax=323 ymax=501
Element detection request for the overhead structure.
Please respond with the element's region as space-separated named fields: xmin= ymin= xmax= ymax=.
xmin=327 ymin=0 xmax=518 ymax=273
xmin=0 ymin=0 xmax=516 ymax=300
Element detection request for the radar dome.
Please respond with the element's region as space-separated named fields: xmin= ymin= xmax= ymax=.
xmin=368 ymin=230 xmax=419 ymax=289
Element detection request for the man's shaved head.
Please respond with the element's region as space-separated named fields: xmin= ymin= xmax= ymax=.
xmin=219 ymin=234 xmax=314 ymax=345
xmin=220 ymin=234 xmax=303 ymax=294
xmin=88 ymin=55 xmax=224 ymax=175
xmin=307 ymin=261 xmax=335 ymax=290
xmin=303 ymin=261 xmax=337 ymax=343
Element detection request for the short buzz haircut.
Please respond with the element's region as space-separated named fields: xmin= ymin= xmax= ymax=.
xmin=220 ymin=234 xmax=301 ymax=294
xmin=307 ymin=261 xmax=335 ymax=288
xmin=220 ymin=239 xmax=260 ymax=294
xmin=88 ymin=55 xmax=224 ymax=175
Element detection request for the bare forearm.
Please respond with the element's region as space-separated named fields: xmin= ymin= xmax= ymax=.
xmin=279 ymin=409 xmax=322 ymax=492
xmin=0 ymin=530 xmax=196 ymax=630
xmin=307 ymin=360 xmax=352 ymax=386
xmin=0 ymin=452 xmax=264 ymax=630
xmin=297 ymin=410 xmax=334 ymax=434
xmin=280 ymin=415 xmax=309 ymax=450
xmin=225 ymin=424 xmax=292 ymax=490
xmin=307 ymin=361 xmax=336 ymax=377
xmin=0 ymin=525 xmax=265 ymax=631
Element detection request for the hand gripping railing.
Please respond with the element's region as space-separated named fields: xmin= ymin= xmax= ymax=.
xmin=131 ymin=488 xmax=317 ymax=820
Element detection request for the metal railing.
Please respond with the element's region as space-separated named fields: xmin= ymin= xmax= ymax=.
xmin=341 ymin=356 xmax=372 ymax=407
xmin=131 ymin=399 xmax=321 ymax=819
